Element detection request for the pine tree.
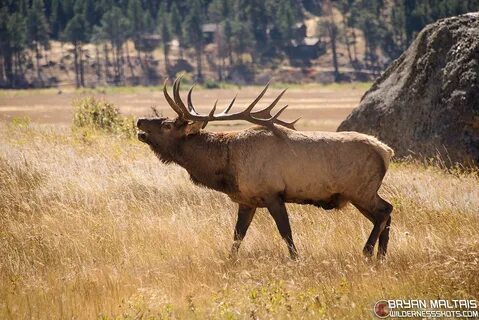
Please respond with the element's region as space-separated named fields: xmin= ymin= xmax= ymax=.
xmin=184 ymin=0 xmax=204 ymax=82
xmin=49 ymin=0 xmax=63 ymax=39
xmin=10 ymin=13 xmax=27 ymax=79
xmin=0 ymin=8 xmax=27 ymax=87
xmin=207 ymin=0 xmax=232 ymax=80
xmin=0 ymin=7 xmax=10 ymax=85
xmin=237 ymin=0 xmax=268 ymax=59
xmin=230 ymin=19 xmax=254 ymax=64
xmin=170 ymin=2 xmax=184 ymax=59
xmin=336 ymin=0 xmax=356 ymax=65
xmin=93 ymin=6 xmax=130 ymax=84
xmin=60 ymin=0 xmax=75 ymax=32
xmin=83 ymin=0 xmax=99 ymax=30
xmin=320 ymin=0 xmax=340 ymax=82
xmin=158 ymin=2 xmax=171 ymax=75
xmin=276 ymin=0 xmax=297 ymax=47
xmin=127 ymin=0 xmax=145 ymax=75
xmin=63 ymin=14 xmax=88 ymax=87
xmin=19 ymin=0 xmax=28 ymax=16
xmin=388 ymin=0 xmax=407 ymax=57
xmin=208 ymin=0 xmax=230 ymax=23
xmin=127 ymin=0 xmax=145 ymax=50
xmin=26 ymin=0 xmax=50 ymax=84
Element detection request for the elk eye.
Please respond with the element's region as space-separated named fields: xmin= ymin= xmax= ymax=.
xmin=162 ymin=123 xmax=173 ymax=130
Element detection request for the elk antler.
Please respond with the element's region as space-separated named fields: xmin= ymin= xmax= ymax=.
xmin=163 ymin=77 xmax=300 ymax=130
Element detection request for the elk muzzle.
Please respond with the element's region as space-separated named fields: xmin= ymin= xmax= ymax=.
xmin=136 ymin=117 xmax=152 ymax=143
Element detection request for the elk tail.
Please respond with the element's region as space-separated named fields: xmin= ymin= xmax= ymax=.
xmin=368 ymin=137 xmax=395 ymax=170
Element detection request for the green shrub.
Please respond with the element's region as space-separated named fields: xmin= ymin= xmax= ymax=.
xmin=203 ymin=79 xmax=221 ymax=89
xmin=72 ymin=97 xmax=135 ymax=139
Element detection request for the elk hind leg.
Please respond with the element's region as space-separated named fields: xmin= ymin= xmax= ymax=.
xmin=354 ymin=195 xmax=392 ymax=258
xmin=378 ymin=212 xmax=392 ymax=258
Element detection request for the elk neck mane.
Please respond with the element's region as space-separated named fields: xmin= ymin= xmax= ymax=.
xmin=164 ymin=130 xmax=242 ymax=193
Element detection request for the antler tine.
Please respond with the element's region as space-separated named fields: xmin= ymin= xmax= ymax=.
xmin=220 ymin=94 xmax=237 ymax=115
xmin=276 ymin=117 xmax=301 ymax=130
xmin=173 ymin=76 xmax=190 ymax=116
xmin=271 ymin=105 xmax=289 ymax=120
xmin=251 ymin=88 xmax=287 ymax=119
xmin=187 ymin=85 xmax=200 ymax=115
xmin=163 ymin=79 xmax=183 ymax=117
xmin=242 ymin=81 xmax=270 ymax=113
xmin=256 ymin=105 xmax=290 ymax=129
xmin=209 ymin=100 xmax=217 ymax=117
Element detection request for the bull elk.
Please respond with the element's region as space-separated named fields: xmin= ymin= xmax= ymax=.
xmin=137 ymin=78 xmax=394 ymax=259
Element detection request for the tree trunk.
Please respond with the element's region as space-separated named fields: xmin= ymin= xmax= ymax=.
xmin=352 ymin=29 xmax=358 ymax=64
xmin=13 ymin=53 xmax=18 ymax=82
xmin=195 ymin=46 xmax=203 ymax=83
xmin=103 ymin=43 xmax=110 ymax=81
xmin=119 ymin=45 xmax=125 ymax=83
xmin=73 ymin=42 xmax=80 ymax=88
xmin=217 ymin=49 xmax=222 ymax=81
xmin=125 ymin=41 xmax=135 ymax=78
xmin=137 ymin=46 xmax=144 ymax=71
xmin=95 ymin=45 xmax=102 ymax=84
xmin=111 ymin=42 xmax=119 ymax=84
xmin=364 ymin=38 xmax=370 ymax=69
xmin=0 ymin=55 xmax=5 ymax=84
xmin=343 ymin=19 xmax=353 ymax=66
xmin=79 ymin=44 xmax=85 ymax=87
xmin=323 ymin=0 xmax=340 ymax=82
xmin=115 ymin=45 xmax=120 ymax=84
xmin=5 ymin=51 xmax=14 ymax=87
xmin=215 ymin=31 xmax=223 ymax=81
xmin=163 ymin=45 xmax=170 ymax=77
xmin=17 ymin=51 xmax=24 ymax=74
xmin=329 ymin=23 xmax=340 ymax=82
xmin=143 ymin=51 xmax=149 ymax=70
xmin=228 ymin=41 xmax=233 ymax=66
xmin=35 ymin=44 xmax=43 ymax=85
xmin=178 ymin=38 xmax=184 ymax=59
xmin=43 ymin=48 xmax=49 ymax=68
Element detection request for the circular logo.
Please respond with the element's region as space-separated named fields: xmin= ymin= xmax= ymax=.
xmin=374 ymin=300 xmax=390 ymax=318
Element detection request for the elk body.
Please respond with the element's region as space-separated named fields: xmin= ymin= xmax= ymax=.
xmin=137 ymin=78 xmax=394 ymax=259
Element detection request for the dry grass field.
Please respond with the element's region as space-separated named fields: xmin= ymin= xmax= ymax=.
xmin=0 ymin=86 xmax=478 ymax=319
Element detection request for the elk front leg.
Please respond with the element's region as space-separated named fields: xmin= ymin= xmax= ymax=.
xmin=267 ymin=199 xmax=298 ymax=259
xmin=230 ymin=204 xmax=256 ymax=258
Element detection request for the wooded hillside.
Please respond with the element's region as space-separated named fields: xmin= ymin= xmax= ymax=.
xmin=0 ymin=0 xmax=478 ymax=88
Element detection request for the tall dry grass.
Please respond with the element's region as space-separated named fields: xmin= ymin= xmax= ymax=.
xmin=0 ymin=122 xmax=478 ymax=319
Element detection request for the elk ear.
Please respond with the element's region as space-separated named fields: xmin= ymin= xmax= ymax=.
xmin=184 ymin=121 xmax=205 ymax=135
xmin=174 ymin=117 xmax=187 ymax=126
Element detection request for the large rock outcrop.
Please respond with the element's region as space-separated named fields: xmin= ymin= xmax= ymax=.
xmin=338 ymin=13 xmax=479 ymax=165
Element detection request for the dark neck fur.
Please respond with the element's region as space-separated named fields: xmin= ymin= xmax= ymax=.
xmin=171 ymin=132 xmax=238 ymax=194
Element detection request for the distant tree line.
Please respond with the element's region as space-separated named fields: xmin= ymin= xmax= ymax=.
xmin=0 ymin=0 xmax=478 ymax=88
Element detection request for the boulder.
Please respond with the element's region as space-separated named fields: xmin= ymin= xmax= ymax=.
xmin=338 ymin=13 xmax=479 ymax=166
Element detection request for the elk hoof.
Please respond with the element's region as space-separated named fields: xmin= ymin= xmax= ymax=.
xmin=363 ymin=245 xmax=374 ymax=258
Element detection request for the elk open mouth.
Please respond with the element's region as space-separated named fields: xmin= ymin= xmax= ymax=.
xmin=137 ymin=131 xmax=148 ymax=143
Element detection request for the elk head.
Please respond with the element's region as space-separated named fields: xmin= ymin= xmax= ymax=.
xmin=136 ymin=77 xmax=299 ymax=162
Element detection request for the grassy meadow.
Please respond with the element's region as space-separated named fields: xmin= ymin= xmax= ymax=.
xmin=0 ymin=120 xmax=478 ymax=319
